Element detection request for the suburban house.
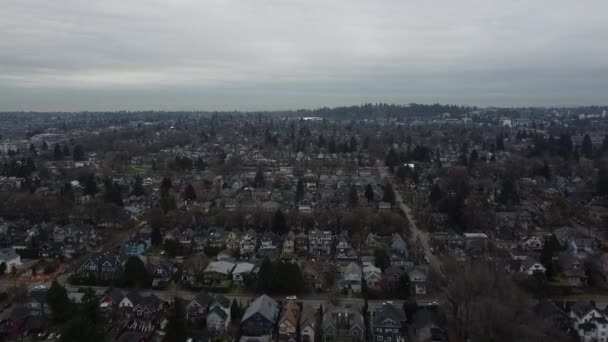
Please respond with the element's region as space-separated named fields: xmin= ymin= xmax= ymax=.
xmin=363 ymin=263 xmax=383 ymax=290
xmin=207 ymin=295 xmax=232 ymax=333
xmin=121 ymin=239 xmax=149 ymax=256
xmin=78 ymin=251 xmax=127 ymax=281
xmin=336 ymin=233 xmax=357 ymax=261
xmin=410 ymin=308 xmax=447 ymax=342
xmin=372 ymin=303 xmax=406 ymax=342
xmin=294 ymin=232 xmax=308 ymax=254
xmin=519 ymin=257 xmax=546 ymax=275
xmin=232 ymin=262 xmax=255 ymax=287
xmin=408 ymin=268 xmax=428 ymax=296
xmin=118 ymin=292 xmax=168 ymax=332
xmin=241 ymin=294 xmax=280 ymax=337
xmin=150 ymin=261 xmax=176 ymax=288
xmin=186 ymin=292 xmax=211 ymax=322
xmin=322 ymin=304 xmax=365 ymax=342
xmin=204 ymin=261 xmax=235 ymax=285
xmin=278 ymin=302 xmax=301 ymax=342
xmin=0 ymin=247 xmax=22 ymax=270
xmin=240 ymin=231 xmax=258 ymax=256
xmin=338 ymin=262 xmax=362 ymax=294
xmin=300 ymin=304 xmax=317 ymax=342
xmin=569 ymin=301 xmax=608 ymax=342
xmin=309 ymin=229 xmax=332 ymax=256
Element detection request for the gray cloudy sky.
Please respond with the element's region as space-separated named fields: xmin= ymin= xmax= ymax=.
xmin=1 ymin=0 xmax=607 ymax=111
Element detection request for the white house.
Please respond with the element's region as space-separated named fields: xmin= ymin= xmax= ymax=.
xmin=520 ymin=257 xmax=546 ymax=275
xmin=0 ymin=248 xmax=21 ymax=270
xmin=570 ymin=302 xmax=608 ymax=342
xmin=206 ymin=295 xmax=232 ymax=332
xmin=232 ymin=262 xmax=255 ymax=287
xmin=408 ymin=268 xmax=428 ymax=295
xmin=363 ymin=264 xmax=383 ymax=290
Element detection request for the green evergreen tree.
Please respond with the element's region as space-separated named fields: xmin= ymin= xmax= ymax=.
xmin=183 ymin=183 xmax=197 ymax=201
xmin=295 ymin=178 xmax=305 ymax=202
xmin=164 ymin=298 xmax=187 ymax=342
xmin=272 ymin=210 xmax=287 ymax=235
xmin=364 ymin=183 xmax=374 ymax=202
xmin=47 ymin=280 xmax=71 ymax=322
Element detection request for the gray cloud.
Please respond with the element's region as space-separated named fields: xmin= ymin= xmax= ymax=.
xmin=1 ymin=0 xmax=607 ymax=111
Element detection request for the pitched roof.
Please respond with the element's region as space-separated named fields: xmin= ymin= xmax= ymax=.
xmin=192 ymin=292 xmax=211 ymax=308
xmin=209 ymin=305 xmax=228 ymax=319
xmin=205 ymin=261 xmax=235 ymax=275
xmin=280 ymin=302 xmax=300 ymax=327
xmin=373 ymin=303 xmax=406 ymax=325
xmin=104 ymin=287 xmax=125 ymax=304
xmin=211 ymin=294 xmax=231 ymax=308
xmin=242 ymin=294 xmax=279 ymax=323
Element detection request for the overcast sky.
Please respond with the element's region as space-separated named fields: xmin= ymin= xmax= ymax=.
xmin=1 ymin=0 xmax=607 ymax=111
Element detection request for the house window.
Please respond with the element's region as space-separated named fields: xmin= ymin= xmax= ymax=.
xmin=377 ymin=336 xmax=383 ymax=341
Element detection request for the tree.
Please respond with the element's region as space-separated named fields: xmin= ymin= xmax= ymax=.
xmin=53 ymin=143 xmax=63 ymax=160
xmin=254 ymin=168 xmax=265 ymax=188
xmin=41 ymin=140 xmax=48 ymax=151
xmin=364 ymin=183 xmax=374 ymax=202
xmin=385 ymin=148 xmax=399 ymax=171
xmin=164 ymin=298 xmax=187 ymax=342
xmin=350 ymin=136 xmax=358 ymax=152
xmin=540 ymin=234 xmax=561 ymax=280
xmin=382 ymin=182 xmax=396 ymax=205
xmin=0 ymin=262 xmax=6 ymax=275
xmin=195 ymin=156 xmax=207 ymax=170
xmin=29 ymin=143 xmax=37 ymax=154
xmin=231 ymin=298 xmax=243 ymax=321
xmin=429 ymin=183 xmax=443 ymax=203
xmin=151 ymin=226 xmax=162 ymax=246
xmin=374 ymin=249 xmax=390 ymax=271
xmin=499 ymin=176 xmax=519 ymax=205
xmin=183 ymin=183 xmax=197 ymax=201
xmin=47 ymin=280 xmax=71 ymax=322
xmin=83 ymin=174 xmax=98 ymax=196
xmin=469 ymin=149 xmax=479 ymax=166
xmin=61 ymin=182 xmax=75 ymax=203
xmin=397 ymin=273 xmax=411 ymax=299
xmin=558 ymin=134 xmax=573 ymax=159
xmin=295 ymin=178 xmax=304 ymax=202
xmin=598 ymin=164 xmax=608 ymax=198
xmin=348 ymin=185 xmax=359 ymax=207
xmin=103 ymin=178 xmax=123 ymax=207
xmin=122 ymin=256 xmax=151 ymax=288
xmin=540 ymin=162 xmax=551 ymax=180
xmin=62 ymin=144 xmax=70 ymax=157
xmin=581 ymin=134 xmax=593 ymax=159
xmin=272 ymin=209 xmax=287 ymax=235
xmin=496 ymin=134 xmax=505 ymax=150
xmin=441 ymin=260 xmax=566 ymax=342
xmin=130 ymin=176 xmax=146 ymax=197
xmin=60 ymin=316 xmax=106 ymax=342
xmin=73 ymin=144 xmax=85 ymax=161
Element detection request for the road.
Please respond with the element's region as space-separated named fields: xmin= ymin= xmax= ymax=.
xmin=376 ymin=161 xmax=441 ymax=269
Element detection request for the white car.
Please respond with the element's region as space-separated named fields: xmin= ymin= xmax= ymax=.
xmin=285 ymin=295 xmax=297 ymax=301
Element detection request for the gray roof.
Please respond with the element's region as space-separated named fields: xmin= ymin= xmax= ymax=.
xmin=373 ymin=303 xmax=406 ymax=325
xmin=0 ymin=247 xmax=19 ymax=262
xmin=242 ymin=294 xmax=279 ymax=323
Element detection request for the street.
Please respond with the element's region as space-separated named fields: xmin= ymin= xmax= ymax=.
xmin=376 ymin=161 xmax=441 ymax=269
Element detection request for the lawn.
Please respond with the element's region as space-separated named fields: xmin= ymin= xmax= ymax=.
xmin=126 ymin=165 xmax=152 ymax=175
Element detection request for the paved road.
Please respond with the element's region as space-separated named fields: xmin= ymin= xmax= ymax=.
xmin=376 ymin=161 xmax=441 ymax=269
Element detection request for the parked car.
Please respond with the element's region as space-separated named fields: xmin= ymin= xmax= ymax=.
xmin=285 ymin=295 xmax=297 ymax=301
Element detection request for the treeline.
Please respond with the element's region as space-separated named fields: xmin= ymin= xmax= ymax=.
xmin=303 ymin=103 xmax=474 ymax=119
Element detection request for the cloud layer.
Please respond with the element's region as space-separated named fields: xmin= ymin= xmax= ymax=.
xmin=2 ymin=0 xmax=607 ymax=111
